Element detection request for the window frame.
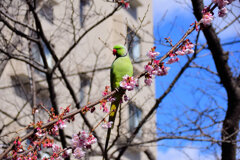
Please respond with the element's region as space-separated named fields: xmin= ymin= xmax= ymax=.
xmin=126 ymin=26 xmax=141 ymax=62
xmin=129 ymin=103 xmax=142 ymax=136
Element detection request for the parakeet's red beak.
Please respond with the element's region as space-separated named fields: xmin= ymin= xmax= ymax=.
xmin=113 ymin=49 xmax=117 ymax=55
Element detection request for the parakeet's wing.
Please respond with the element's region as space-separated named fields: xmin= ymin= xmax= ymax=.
xmin=110 ymin=55 xmax=133 ymax=120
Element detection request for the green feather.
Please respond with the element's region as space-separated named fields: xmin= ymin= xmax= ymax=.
xmin=104 ymin=44 xmax=133 ymax=155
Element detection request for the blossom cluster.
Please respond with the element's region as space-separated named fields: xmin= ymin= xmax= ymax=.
xmin=50 ymin=144 xmax=70 ymax=159
xmin=100 ymin=99 xmax=109 ymax=113
xmin=175 ymin=39 xmax=194 ymax=56
xmin=120 ymin=75 xmax=138 ymax=91
xmin=144 ymin=41 xmax=195 ymax=86
xmin=212 ymin=0 xmax=235 ymax=17
xmin=201 ymin=0 xmax=235 ymax=26
xmin=72 ymin=131 xmax=97 ymax=159
xmin=144 ymin=47 xmax=171 ymax=86
xmin=201 ymin=7 xmax=214 ymax=26
xmin=144 ymin=60 xmax=170 ymax=86
xmin=102 ymin=86 xmax=116 ymax=102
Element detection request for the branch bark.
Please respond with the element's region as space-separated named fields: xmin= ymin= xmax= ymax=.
xmin=191 ymin=1 xmax=240 ymax=160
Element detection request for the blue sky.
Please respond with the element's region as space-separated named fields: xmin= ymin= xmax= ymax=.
xmin=153 ymin=0 xmax=240 ymax=159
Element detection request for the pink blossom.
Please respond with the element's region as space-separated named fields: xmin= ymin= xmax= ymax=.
xmin=218 ymin=7 xmax=228 ymax=17
xmin=213 ymin=0 xmax=229 ymax=8
xmin=120 ymin=75 xmax=137 ymax=91
xmin=107 ymin=97 xmax=116 ymax=102
xmin=100 ymin=101 xmax=108 ymax=113
xmin=62 ymin=150 xmax=71 ymax=158
xmin=175 ymin=50 xmax=185 ymax=56
xmin=144 ymin=65 xmax=154 ymax=74
xmin=102 ymin=121 xmax=113 ymax=129
xmin=51 ymin=124 xmax=59 ymax=136
xmin=35 ymin=127 xmax=46 ymax=137
xmin=124 ymin=2 xmax=130 ymax=9
xmin=58 ymin=120 xmax=66 ymax=129
xmin=186 ymin=43 xmax=194 ymax=49
xmin=103 ymin=105 xmax=109 ymax=113
xmin=72 ymin=134 xmax=80 ymax=148
xmin=80 ymin=131 xmax=89 ymax=140
xmin=151 ymin=69 xmax=159 ymax=75
xmin=166 ymin=57 xmax=179 ymax=64
xmin=157 ymin=67 xmax=170 ymax=76
xmin=43 ymin=140 xmax=53 ymax=148
xmin=52 ymin=144 xmax=61 ymax=153
xmin=73 ymin=147 xmax=85 ymax=159
xmin=146 ymin=50 xmax=160 ymax=59
xmin=124 ymin=94 xmax=129 ymax=101
xmin=85 ymin=135 xmax=97 ymax=146
xmin=176 ymin=41 xmax=194 ymax=55
xmin=201 ymin=12 xmax=214 ymax=26
xmin=144 ymin=78 xmax=152 ymax=86
xmin=71 ymin=131 xmax=97 ymax=150
xmin=102 ymin=91 xmax=108 ymax=96
xmin=184 ymin=48 xmax=194 ymax=54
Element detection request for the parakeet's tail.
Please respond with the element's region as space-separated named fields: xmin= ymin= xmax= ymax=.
xmin=109 ymin=98 xmax=121 ymax=128
xmin=104 ymin=95 xmax=122 ymax=158
xmin=104 ymin=127 xmax=112 ymax=154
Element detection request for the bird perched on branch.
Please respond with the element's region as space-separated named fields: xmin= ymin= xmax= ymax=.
xmin=104 ymin=44 xmax=133 ymax=154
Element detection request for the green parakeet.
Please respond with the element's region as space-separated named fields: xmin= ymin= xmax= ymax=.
xmin=104 ymin=44 xmax=133 ymax=152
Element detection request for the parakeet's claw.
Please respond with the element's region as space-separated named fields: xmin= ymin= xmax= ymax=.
xmin=115 ymin=87 xmax=120 ymax=93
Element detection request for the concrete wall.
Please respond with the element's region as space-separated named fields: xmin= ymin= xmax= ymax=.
xmin=0 ymin=0 xmax=156 ymax=159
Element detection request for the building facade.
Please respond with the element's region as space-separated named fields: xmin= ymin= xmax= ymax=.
xmin=0 ymin=0 xmax=156 ymax=159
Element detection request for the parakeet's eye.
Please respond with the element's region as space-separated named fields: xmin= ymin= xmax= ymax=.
xmin=113 ymin=49 xmax=117 ymax=55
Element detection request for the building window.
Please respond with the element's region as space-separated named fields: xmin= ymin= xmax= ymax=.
xmin=126 ymin=7 xmax=137 ymax=19
xmin=79 ymin=74 xmax=90 ymax=105
xmin=125 ymin=0 xmax=142 ymax=19
xmin=79 ymin=0 xmax=90 ymax=26
xmin=31 ymin=42 xmax=53 ymax=75
xmin=127 ymin=27 xmax=141 ymax=61
xmin=38 ymin=2 xmax=54 ymax=23
xmin=129 ymin=103 xmax=142 ymax=135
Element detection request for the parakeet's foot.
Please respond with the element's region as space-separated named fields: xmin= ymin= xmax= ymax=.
xmin=115 ymin=88 xmax=120 ymax=93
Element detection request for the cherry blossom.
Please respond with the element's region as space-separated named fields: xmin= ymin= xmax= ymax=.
xmin=212 ymin=0 xmax=229 ymax=8
xmin=175 ymin=50 xmax=185 ymax=55
xmin=35 ymin=127 xmax=46 ymax=137
xmin=144 ymin=64 xmax=154 ymax=74
xmin=58 ymin=120 xmax=66 ymax=129
xmin=176 ymin=40 xmax=194 ymax=56
xmin=71 ymin=131 xmax=97 ymax=149
xmin=120 ymin=75 xmax=138 ymax=91
xmin=218 ymin=7 xmax=228 ymax=17
xmin=144 ymin=77 xmax=152 ymax=86
xmin=201 ymin=12 xmax=214 ymax=26
xmin=124 ymin=94 xmax=129 ymax=101
xmin=100 ymin=100 xmax=108 ymax=113
xmin=166 ymin=57 xmax=179 ymax=64
xmin=62 ymin=150 xmax=71 ymax=158
xmin=73 ymin=147 xmax=85 ymax=159
xmin=102 ymin=121 xmax=113 ymax=129
xmin=184 ymin=48 xmax=194 ymax=54
xmin=146 ymin=47 xmax=160 ymax=59
xmin=43 ymin=138 xmax=54 ymax=148
xmin=52 ymin=144 xmax=62 ymax=153
xmin=108 ymin=97 xmax=116 ymax=102
xmin=157 ymin=66 xmax=170 ymax=76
